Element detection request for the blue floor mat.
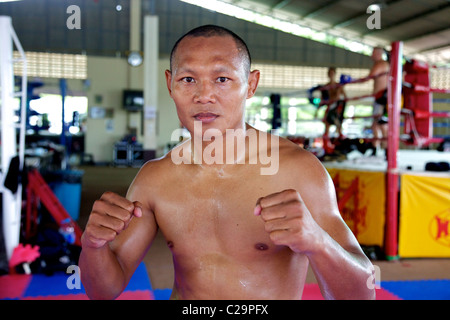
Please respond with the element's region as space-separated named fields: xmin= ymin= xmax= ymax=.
xmin=23 ymin=262 xmax=151 ymax=297
xmin=153 ymin=288 xmax=172 ymax=300
xmin=381 ymin=279 xmax=450 ymax=300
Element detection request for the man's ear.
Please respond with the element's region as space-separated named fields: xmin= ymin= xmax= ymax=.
xmin=247 ymin=70 xmax=260 ymax=99
xmin=165 ymin=69 xmax=173 ymax=97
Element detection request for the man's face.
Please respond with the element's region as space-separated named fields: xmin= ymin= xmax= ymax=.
xmin=165 ymin=35 xmax=259 ymax=137
xmin=328 ymin=69 xmax=336 ymax=80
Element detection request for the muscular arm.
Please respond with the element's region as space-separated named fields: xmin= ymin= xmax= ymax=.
xmin=79 ymin=165 xmax=158 ymax=299
xmin=256 ymin=146 xmax=375 ymax=300
xmin=297 ymin=154 xmax=375 ymax=299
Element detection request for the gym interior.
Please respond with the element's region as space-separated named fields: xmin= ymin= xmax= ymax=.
xmin=0 ymin=0 xmax=449 ymax=301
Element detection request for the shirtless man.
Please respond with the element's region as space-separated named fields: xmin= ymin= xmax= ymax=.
xmin=323 ymin=67 xmax=347 ymax=138
xmin=79 ymin=25 xmax=375 ymax=300
xmin=369 ymin=47 xmax=390 ymax=154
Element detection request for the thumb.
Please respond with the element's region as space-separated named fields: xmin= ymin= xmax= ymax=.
xmin=133 ymin=201 xmax=143 ymax=218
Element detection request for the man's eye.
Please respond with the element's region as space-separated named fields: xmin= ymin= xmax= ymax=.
xmin=182 ymin=77 xmax=194 ymax=83
xmin=217 ymin=77 xmax=229 ymax=83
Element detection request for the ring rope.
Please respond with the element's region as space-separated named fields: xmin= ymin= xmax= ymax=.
xmin=317 ymin=90 xmax=385 ymax=108
xmin=316 ymin=71 xmax=389 ymax=92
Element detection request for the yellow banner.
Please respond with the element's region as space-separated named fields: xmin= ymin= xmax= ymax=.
xmin=326 ymin=168 xmax=385 ymax=247
xmin=399 ymin=173 xmax=450 ymax=257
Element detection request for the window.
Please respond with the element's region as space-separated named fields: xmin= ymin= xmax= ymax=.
xmin=29 ymin=94 xmax=88 ymax=135
xmin=253 ymin=63 xmax=372 ymax=93
xmin=13 ymin=51 xmax=87 ymax=79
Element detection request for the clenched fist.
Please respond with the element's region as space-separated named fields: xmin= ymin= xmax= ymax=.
xmin=254 ymin=189 xmax=324 ymax=255
xmin=82 ymin=191 xmax=142 ymax=249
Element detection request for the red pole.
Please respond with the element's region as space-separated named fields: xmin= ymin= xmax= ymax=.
xmin=385 ymin=41 xmax=403 ymax=260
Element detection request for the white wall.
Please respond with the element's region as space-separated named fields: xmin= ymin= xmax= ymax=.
xmin=85 ymin=56 xmax=179 ymax=163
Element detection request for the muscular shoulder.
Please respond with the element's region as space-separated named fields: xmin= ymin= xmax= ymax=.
xmin=130 ymin=154 xmax=170 ymax=184
xmin=126 ymin=151 xmax=178 ymax=207
xmin=276 ymin=137 xmax=337 ymax=213
xmin=277 ymin=137 xmax=327 ymax=178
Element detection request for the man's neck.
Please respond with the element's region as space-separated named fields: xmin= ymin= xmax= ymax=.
xmin=190 ymin=121 xmax=249 ymax=168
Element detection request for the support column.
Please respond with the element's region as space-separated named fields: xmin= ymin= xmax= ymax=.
xmin=130 ymin=0 xmax=141 ymax=53
xmin=128 ymin=0 xmax=142 ymax=90
xmin=143 ymin=15 xmax=159 ymax=160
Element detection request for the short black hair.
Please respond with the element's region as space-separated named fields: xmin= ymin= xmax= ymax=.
xmin=169 ymin=25 xmax=251 ymax=75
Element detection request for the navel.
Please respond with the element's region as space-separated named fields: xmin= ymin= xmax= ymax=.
xmin=167 ymin=241 xmax=174 ymax=249
xmin=254 ymin=242 xmax=269 ymax=251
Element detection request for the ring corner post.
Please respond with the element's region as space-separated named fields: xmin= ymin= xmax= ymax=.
xmin=385 ymin=41 xmax=403 ymax=261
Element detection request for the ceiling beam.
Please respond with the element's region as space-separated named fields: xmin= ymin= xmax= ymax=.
xmin=272 ymin=0 xmax=291 ymax=10
xmin=402 ymin=26 xmax=450 ymax=42
xmin=301 ymin=0 xmax=341 ymax=19
xmin=414 ymin=43 xmax=450 ymax=55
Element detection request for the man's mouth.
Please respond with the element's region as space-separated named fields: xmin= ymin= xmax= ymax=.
xmin=193 ymin=112 xmax=219 ymax=123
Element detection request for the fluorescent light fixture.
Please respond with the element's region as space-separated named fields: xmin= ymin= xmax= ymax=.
xmin=0 ymin=0 xmax=23 ymax=2
xmin=180 ymin=0 xmax=373 ymax=56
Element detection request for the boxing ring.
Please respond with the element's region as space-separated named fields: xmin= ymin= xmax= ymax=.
xmin=309 ymin=42 xmax=450 ymax=259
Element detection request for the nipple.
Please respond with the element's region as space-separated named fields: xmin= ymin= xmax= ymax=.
xmin=254 ymin=243 xmax=268 ymax=251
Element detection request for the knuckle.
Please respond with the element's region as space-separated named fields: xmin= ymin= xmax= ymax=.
xmin=291 ymin=201 xmax=304 ymax=213
xmin=86 ymin=211 xmax=102 ymax=226
xmin=115 ymin=219 xmax=126 ymax=231
xmin=102 ymin=229 xmax=117 ymax=243
xmin=286 ymin=189 xmax=302 ymax=202
xmin=259 ymin=197 xmax=269 ymax=208
xmin=92 ymin=199 xmax=104 ymax=211
xmin=124 ymin=203 xmax=135 ymax=213
xmin=285 ymin=189 xmax=298 ymax=197
xmin=269 ymin=231 xmax=282 ymax=244
xmin=117 ymin=209 xmax=132 ymax=221
xmin=84 ymin=224 xmax=95 ymax=236
xmin=107 ymin=229 xmax=118 ymax=240
xmin=100 ymin=191 xmax=114 ymax=199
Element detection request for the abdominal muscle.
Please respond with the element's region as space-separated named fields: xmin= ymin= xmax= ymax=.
xmin=169 ymin=248 xmax=308 ymax=300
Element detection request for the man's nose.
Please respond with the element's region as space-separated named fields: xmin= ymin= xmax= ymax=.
xmin=194 ymin=81 xmax=216 ymax=104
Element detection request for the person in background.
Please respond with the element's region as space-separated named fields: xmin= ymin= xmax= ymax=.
xmin=322 ymin=67 xmax=347 ymax=139
xmin=368 ymin=47 xmax=390 ymax=156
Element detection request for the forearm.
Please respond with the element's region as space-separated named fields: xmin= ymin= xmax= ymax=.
xmin=306 ymin=233 xmax=375 ymax=300
xmin=79 ymin=243 xmax=127 ymax=300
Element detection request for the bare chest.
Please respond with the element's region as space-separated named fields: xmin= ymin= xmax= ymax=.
xmin=153 ymin=170 xmax=280 ymax=256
